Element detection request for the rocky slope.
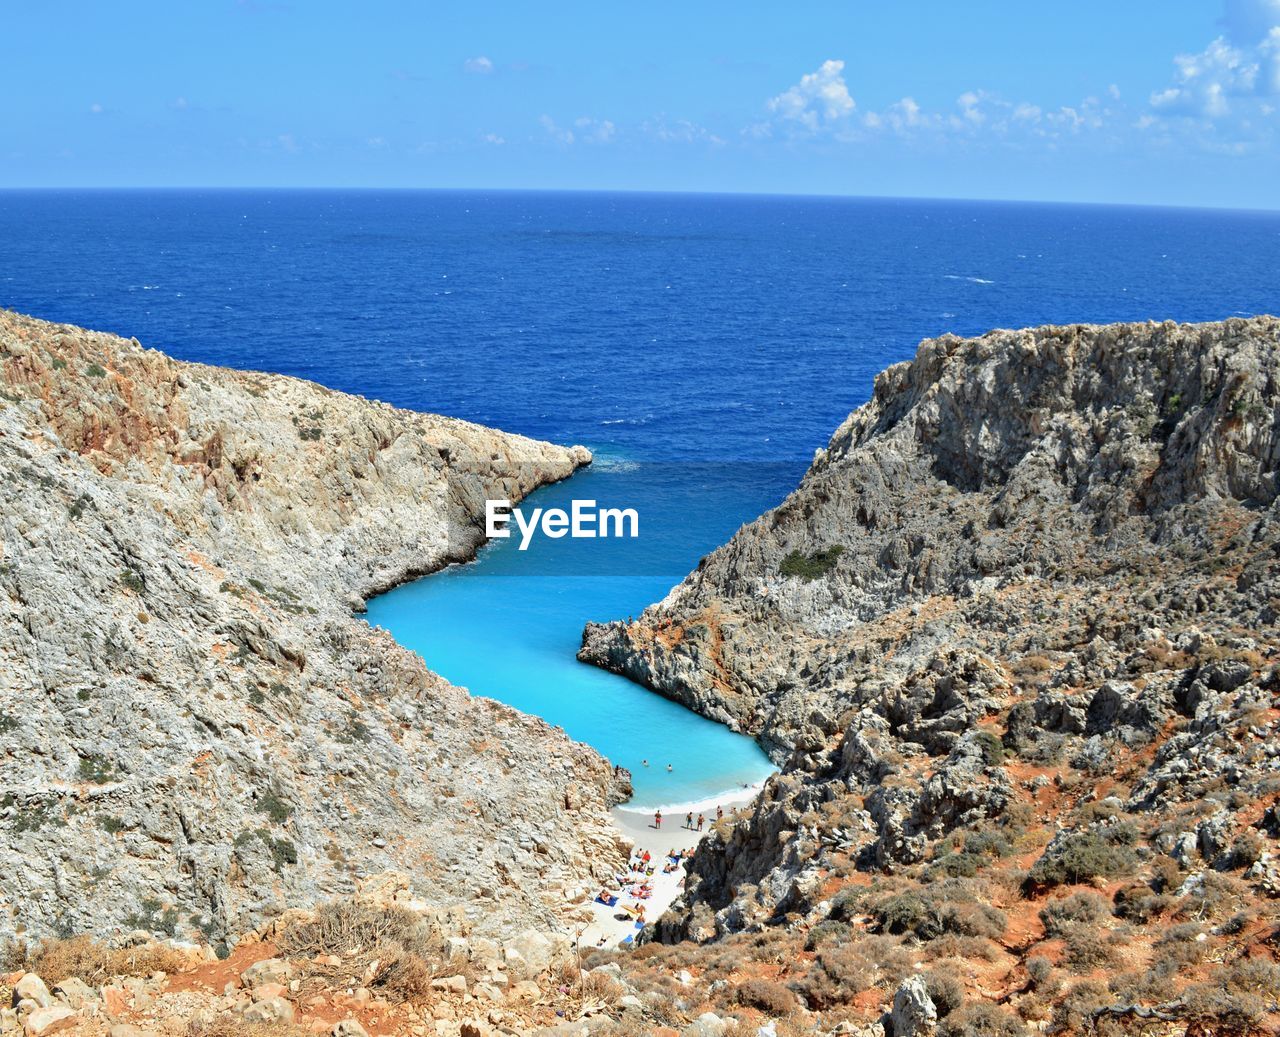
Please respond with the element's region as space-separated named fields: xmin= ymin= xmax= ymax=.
xmin=0 ymin=309 xmax=629 ymax=950
xmin=584 ymin=319 xmax=1280 ymax=1034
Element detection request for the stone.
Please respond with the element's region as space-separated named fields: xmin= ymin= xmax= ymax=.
xmin=51 ymin=979 xmax=95 ymax=1011
xmin=240 ymin=958 xmax=293 ymax=989
xmin=682 ymin=1013 xmax=727 ymax=1037
xmin=431 ymin=975 xmax=467 ymax=994
xmin=890 ymin=976 xmax=937 ymax=1037
xmin=332 ymin=1022 xmax=370 ymax=1037
xmin=241 ymin=997 xmax=295 ymax=1025
xmin=21 ymin=1005 xmax=76 ymax=1036
xmin=503 ymin=930 xmax=554 ymax=979
xmin=11 ymin=977 xmax=50 ymax=1011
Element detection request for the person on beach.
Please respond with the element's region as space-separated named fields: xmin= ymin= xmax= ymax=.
xmin=697 ymin=813 xmax=705 ymax=831
xmin=716 ymin=805 xmax=723 ymax=821
xmin=653 ymin=810 xmax=662 ymax=829
xmin=685 ymin=811 xmax=693 ymax=829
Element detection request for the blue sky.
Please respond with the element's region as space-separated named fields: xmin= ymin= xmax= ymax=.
xmin=4 ymin=1 xmax=1279 ymax=207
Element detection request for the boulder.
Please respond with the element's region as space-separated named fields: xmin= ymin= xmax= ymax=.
xmin=21 ymin=1005 xmax=76 ymax=1036
xmin=51 ymin=979 xmax=96 ymax=1011
xmin=241 ymin=996 xmax=295 ymax=1025
xmin=240 ymin=958 xmax=293 ymax=989
xmin=11 ymin=976 xmax=51 ymax=1010
xmin=890 ymin=975 xmax=937 ymax=1037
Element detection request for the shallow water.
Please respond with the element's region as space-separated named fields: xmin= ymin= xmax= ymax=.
xmin=365 ymin=457 xmax=785 ymax=809
xmin=4 ymin=189 xmax=1278 ymax=808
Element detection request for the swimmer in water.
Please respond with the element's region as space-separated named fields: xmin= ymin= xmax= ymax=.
xmin=667 ymin=763 xmax=673 ymax=772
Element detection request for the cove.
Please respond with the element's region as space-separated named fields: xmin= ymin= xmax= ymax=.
xmin=364 ymin=454 xmax=792 ymax=810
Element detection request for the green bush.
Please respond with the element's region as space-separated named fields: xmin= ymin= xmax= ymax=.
xmin=255 ymin=789 xmax=294 ymax=824
xmin=1028 ymin=829 xmax=1137 ymax=887
xmin=118 ymin=568 xmax=145 ymax=594
xmin=780 ymin=545 xmax=844 ymax=581
xmin=77 ymin=756 xmax=114 ymax=784
xmin=804 ymin=919 xmax=849 ymax=950
xmin=85 ymin=363 xmax=106 ymax=378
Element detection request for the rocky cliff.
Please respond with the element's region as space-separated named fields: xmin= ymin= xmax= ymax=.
xmin=0 ymin=309 xmax=627 ymax=949
xmin=584 ymin=319 xmax=1280 ymax=1033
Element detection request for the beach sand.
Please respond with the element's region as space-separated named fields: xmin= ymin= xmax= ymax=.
xmin=575 ymin=785 xmax=764 ymax=950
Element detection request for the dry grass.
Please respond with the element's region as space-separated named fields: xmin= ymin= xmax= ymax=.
xmin=6 ymin=935 xmax=190 ymax=984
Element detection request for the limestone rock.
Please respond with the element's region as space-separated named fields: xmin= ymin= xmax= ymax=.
xmin=890 ymin=976 xmax=936 ymax=1037
xmin=0 ymin=309 xmax=622 ymax=945
xmin=21 ymin=1005 xmax=76 ymax=1037
xmin=11 ymin=977 xmax=50 ymax=1011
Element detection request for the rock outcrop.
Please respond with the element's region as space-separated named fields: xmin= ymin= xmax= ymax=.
xmin=582 ymin=319 xmax=1280 ymax=1031
xmin=0 ymin=309 xmax=627 ymax=947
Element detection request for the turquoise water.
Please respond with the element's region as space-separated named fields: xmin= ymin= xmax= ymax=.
xmin=364 ymin=458 xmax=784 ymax=810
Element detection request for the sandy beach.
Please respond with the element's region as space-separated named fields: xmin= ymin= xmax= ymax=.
xmin=576 ymin=785 xmax=765 ymax=949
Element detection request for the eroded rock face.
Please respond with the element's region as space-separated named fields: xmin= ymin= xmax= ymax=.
xmin=0 ymin=309 xmax=626 ymax=945
xmin=581 ymin=318 xmax=1280 ymax=939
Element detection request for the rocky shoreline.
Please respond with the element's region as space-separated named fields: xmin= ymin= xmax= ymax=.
xmin=581 ymin=318 xmax=1280 ymax=1034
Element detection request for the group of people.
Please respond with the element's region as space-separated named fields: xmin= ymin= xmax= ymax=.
xmin=594 ymin=845 xmax=695 ymax=935
xmin=653 ymin=804 xmax=725 ymax=831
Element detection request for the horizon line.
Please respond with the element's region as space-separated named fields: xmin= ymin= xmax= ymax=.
xmin=2 ymin=184 xmax=1278 ymax=217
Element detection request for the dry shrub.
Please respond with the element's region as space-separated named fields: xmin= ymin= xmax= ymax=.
xmin=1039 ymin=892 xmax=1109 ymax=938
xmin=733 ymin=977 xmax=799 ymax=1015
xmin=1180 ymin=982 xmax=1264 ymax=1035
xmin=1176 ymin=871 xmax=1249 ymax=922
xmin=13 ymin=936 xmax=189 ymax=984
xmin=277 ymin=900 xmax=432 ymax=958
xmin=1062 ymin=926 xmax=1113 ymax=972
xmin=922 ymin=935 xmax=1003 ymax=963
xmin=277 ymin=900 xmax=439 ymax=1003
xmin=1048 ymin=979 xmax=1110 ymax=1034
xmin=938 ymin=1002 xmax=1028 ymax=1037
xmin=1111 ymin=882 xmax=1171 ymax=924
xmin=582 ymin=969 xmax=625 ymax=1003
xmin=795 ymin=935 xmax=911 ymax=1008
xmin=188 ymin=1020 xmax=310 ymax=1037
xmin=923 ymin=967 xmax=966 ymax=1017
xmin=1151 ymin=922 xmax=1210 ymax=977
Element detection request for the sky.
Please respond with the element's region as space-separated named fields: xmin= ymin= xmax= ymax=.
xmin=3 ymin=1 xmax=1279 ymax=208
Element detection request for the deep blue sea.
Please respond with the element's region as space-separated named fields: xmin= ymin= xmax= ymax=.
xmin=3 ymin=190 xmax=1278 ymax=807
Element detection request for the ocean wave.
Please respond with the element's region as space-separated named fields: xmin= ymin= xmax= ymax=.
xmin=616 ymin=778 xmax=771 ymax=817
xmin=943 ymin=274 xmax=995 ymax=284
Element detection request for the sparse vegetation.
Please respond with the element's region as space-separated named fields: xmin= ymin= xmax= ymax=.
xmin=780 ymin=545 xmax=843 ymax=581
xmin=4 ymin=935 xmax=188 ymax=984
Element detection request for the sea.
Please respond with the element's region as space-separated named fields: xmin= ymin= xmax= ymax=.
xmin=3 ymin=189 xmax=1278 ymax=809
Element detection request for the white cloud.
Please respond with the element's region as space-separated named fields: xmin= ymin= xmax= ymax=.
xmin=575 ymin=116 xmax=616 ymax=143
xmin=1147 ymin=1 xmax=1280 ymax=126
xmin=765 ymin=59 xmax=855 ymax=132
xmin=539 ymin=114 xmax=574 ymax=144
xmin=481 ymin=133 xmax=505 ymax=145
xmin=464 ymin=56 xmax=494 ymax=75
xmin=89 ymin=102 xmax=104 ymax=114
xmin=539 ymin=115 xmax=615 ymax=145
xmin=1151 ymin=36 xmax=1258 ymax=115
